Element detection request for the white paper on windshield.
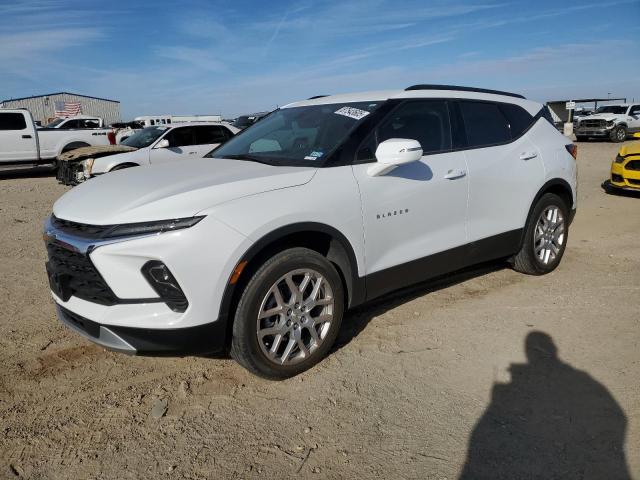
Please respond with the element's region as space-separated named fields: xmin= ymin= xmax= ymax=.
xmin=334 ymin=106 xmax=370 ymax=121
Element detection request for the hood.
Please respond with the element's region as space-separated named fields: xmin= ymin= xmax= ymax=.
xmin=53 ymin=158 xmax=316 ymax=225
xmin=58 ymin=145 xmax=137 ymax=162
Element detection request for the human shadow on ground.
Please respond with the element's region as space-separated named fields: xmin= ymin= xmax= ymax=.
xmin=459 ymin=331 xmax=631 ymax=480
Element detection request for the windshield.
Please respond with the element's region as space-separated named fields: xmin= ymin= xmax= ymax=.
xmin=46 ymin=118 xmax=65 ymax=127
xmin=596 ymin=106 xmax=627 ymax=115
xmin=211 ymin=102 xmax=382 ymax=166
xmin=121 ymin=126 xmax=168 ymax=148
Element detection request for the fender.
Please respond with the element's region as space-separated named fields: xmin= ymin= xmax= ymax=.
xmin=217 ymin=222 xmax=364 ymax=330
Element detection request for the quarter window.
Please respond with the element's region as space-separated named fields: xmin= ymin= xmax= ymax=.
xmin=460 ymin=101 xmax=511 ymax=148
xmin=499 ymin=103 xmax=534 ymax=138
xmin=630 ymin=105 xmax=640 ymax=116
xmin=0 ymin=112 xmax=27 ymax=130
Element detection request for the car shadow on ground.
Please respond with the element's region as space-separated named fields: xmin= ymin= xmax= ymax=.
xmin=458 ymin=331 xmax=631 ymax=479
xmin=0 ymin=168 xmax=56 ymax=180
xmin=334 ymin=260 xmax=508 ymax=351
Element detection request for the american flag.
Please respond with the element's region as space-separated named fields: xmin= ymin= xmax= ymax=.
xmin=54 ymin=101 xmax=82 ymax=118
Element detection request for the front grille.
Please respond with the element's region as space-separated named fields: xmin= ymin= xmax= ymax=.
xmin=579 ymin=119 xmax=606 ymax=128
xmin=624 ymin=160 xmax=640 ymax=171
xmin=56 ymin=161 xmax=84 ymax=186
xmin=46 ymin=241 xmax=118 ymax=305
xmin=51 ymin=215 xmax=112 ymax=239
xmin=612 ymin=174 xmax=624 ymax=183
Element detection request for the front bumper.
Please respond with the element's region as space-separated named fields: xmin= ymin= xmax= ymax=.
xmin=44 ymin=213 xmax=252 ymax=354
xmin=57 ymin=304 xmax=227 ymax=355
xmin=574 ymin=127 xmax=612 ymax=137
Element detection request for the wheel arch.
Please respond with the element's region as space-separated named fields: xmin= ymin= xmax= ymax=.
xmin=109 ymin=162 xmax=139 ymax=171
xmin=519 ymin=178 xmax=574 ymax=248
xmin=61 ymin=141 xmax=90 ymax=153
xmin=217 ymin=222 xmax=364 ymax=348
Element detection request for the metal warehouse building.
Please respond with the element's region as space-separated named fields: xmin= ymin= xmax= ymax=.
xmin=0 ymin=92 xmax=120 ymax=125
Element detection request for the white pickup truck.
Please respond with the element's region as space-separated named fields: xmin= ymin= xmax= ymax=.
xmin=0 ymin=109 xmax=115 ymax=173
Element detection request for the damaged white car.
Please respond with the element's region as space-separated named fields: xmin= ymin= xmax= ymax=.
xmin=57 ymin=122 xmax=238 ymax=185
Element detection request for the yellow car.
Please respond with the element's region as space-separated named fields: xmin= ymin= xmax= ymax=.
xmin=603 ymin=132 xmax=640 ymax=193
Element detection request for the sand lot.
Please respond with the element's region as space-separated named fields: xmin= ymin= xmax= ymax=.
xmin=1 ymin=140 xmax=638 ymax=479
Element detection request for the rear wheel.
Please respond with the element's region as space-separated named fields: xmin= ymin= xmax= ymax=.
xmin=231 ymin=247 xmax=344 ymax=379
xmin=511 ymin=193 xmax=569 ymax=275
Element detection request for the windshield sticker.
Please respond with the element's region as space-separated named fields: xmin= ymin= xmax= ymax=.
xmin=304 ymin=155 xmax=322 ymax=161
xmin=334 ymin=106 xmax=370 ymax=121
xmin=309 ymin=151 xmax=323 ymax=157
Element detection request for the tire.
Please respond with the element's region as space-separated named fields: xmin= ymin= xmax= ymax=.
xmin=610 ymin=126 xmax=627 ymax=143
xmin=511 ymin=193 xmax=570 ymax=275
xmin=231 ymin=247 xmax=344 ymax=379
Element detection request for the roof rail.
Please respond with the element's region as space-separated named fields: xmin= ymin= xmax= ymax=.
xmin=405 ymin=84 xmax=525 ymax=99
xmin=308 ymin=95 xmax=329 ymax=100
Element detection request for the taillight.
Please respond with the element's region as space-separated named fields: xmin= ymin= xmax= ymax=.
xmin=565 ymin=143 xmax=577 ymax=160
xmin=107 ymin=131 xmax=116 ymax=145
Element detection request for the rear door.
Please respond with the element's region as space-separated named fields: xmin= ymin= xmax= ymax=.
xmin=192 ymin=125 xmax=233 ymax=156
xmin=149 ymin=126 xmax=196 ymax=164
xmin=0 ymin=111 xmax=38 ymax=163
xmin=460 ymin=100 xmax=545 ymax=244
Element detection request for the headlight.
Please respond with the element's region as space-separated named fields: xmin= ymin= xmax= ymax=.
xmin=614 ymin=154 xmax=625 ymax=164
xmin=82 ymin=158 xmax=94 ymax=177
xmin=103 ymin=216 xmax=205 ymax=238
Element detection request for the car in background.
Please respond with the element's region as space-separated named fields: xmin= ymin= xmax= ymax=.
xmin=56 ymin=122 xmax=238 ymax=184
xmin=44 ymin=85 xmax=577 ymax=378
xmin=43 ymin=115 xmax=105 ymax=129
xmin=603 ymin=132 xmax=640 ymax=193
xmin=574 ymin=104 xmax=640 ymax=142
xmin=0 ymin=109 xmax=115 ymax=174
xmin=233 ymin=112 xmax=269 ymax=130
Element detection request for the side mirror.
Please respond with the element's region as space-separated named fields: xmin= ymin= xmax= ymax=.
xmin=154 ymin=138 xmax=170 ymax=149
xmin=367 ymin=138 xmax=423 ymax=177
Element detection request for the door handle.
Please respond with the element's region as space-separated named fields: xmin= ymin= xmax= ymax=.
xmin=520 ymin=151 xmax=538 ymax=160
xmin=444 ymin=169 xmax=466 ymax=180
xmin=188 ymin=152 xmax=198 ymax=155
xmin=22 ymin=135 xmax=32 ymax=139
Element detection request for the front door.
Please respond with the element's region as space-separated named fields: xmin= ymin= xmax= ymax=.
xmin=0 ymin=112 xmax=38 ymax=163
xmin=350 ymin=100 xmax=469 ymax=298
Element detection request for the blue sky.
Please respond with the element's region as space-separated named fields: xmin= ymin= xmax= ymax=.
xmin=1 ymin=0 xmax=639 ymax=120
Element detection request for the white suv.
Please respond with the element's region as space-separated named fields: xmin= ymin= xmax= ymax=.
xmin=44 ymin=85 xmax=577 ymax=378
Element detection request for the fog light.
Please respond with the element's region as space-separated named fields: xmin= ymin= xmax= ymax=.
xmin=141 ymin=261 xmax=188 ymax=312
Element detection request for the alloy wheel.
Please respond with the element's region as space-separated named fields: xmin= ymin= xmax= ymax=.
xmin=256 ymin=269 xmax=334 ymax=365
xmin=533 ymin=205 xmax=565 ymax=265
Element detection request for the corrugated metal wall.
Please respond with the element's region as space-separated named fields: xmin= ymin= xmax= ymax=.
xmin=0 ymin=93 xmax=120 ymax=125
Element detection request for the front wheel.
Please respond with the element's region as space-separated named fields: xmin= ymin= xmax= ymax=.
xmin=511 ymin=193 xmax=569 ymax=275
xmin=231 ymin=247 xmax=344 ymax=379
xmin=610 ymin=126 xmax=627 ymax=142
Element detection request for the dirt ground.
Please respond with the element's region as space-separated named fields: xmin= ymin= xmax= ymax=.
xmin=1 ymin=140 xmax=638 ymax=479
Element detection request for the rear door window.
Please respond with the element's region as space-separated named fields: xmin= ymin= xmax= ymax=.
xmin=460 ymin=101 xmax=511 ymax=148
xmin=0 ymin=112 xmax=27 ymax=130
xmin=194 ymin=126 xmax=229 ymax=144
xmin=165 ymin=127 xmax=195 ymax=147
